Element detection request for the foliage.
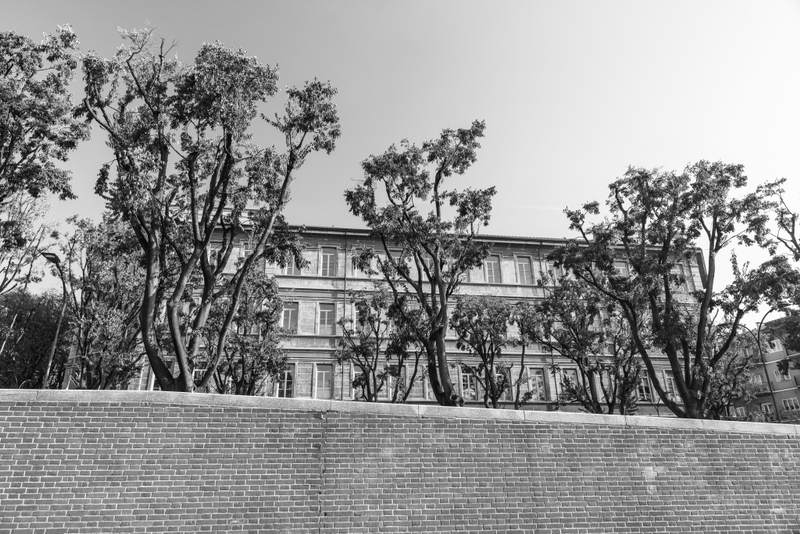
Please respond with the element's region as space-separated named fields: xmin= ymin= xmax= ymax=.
xmin=337 ymin=290 xmax=423 ymax=402
xmin=753 ymin=179 xmax=800 ymax=354
xmin=0 ymin=26 xmax=88 ymax=206
xmin=345 ymin=120 xmax=494 ymax=406
xmin=54 ymin=217 xmax=144 ymax=389
xmin=0 ymin=26 xmax=87 ymax=297
xmin=0 ymin=290 xmax=70 ymax=388
xmin=702 ymin=330 xmax=758 ymax=419
xmin=520 ymin=278 xmax=642 ymax=414
xmin=0 ymin=194 xmax=51 ymax=295
xmin=757 ymin=178 xmax=800 ymax=261
xmin=80 ymin=28 xmax=339 ymax=391
xmin=207 ymin=271 xmax=286 ymax=396
xmin=552 ymin=161 xmax=774 ymax=418
xmin=450 ymin=296 xmax=514 ymax=408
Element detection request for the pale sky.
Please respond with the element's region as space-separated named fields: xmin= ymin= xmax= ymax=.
xmin=6 ymin=0 xmax=800 ymax=287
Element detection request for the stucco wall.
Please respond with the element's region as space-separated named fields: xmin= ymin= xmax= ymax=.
xmin=1 ymin=390 xmax=799 ymax=533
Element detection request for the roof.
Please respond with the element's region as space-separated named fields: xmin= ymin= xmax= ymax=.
xmin=292 ymin=224 xmax=581 ymax=247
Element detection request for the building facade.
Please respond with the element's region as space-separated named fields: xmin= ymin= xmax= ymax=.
xmin=222 ymin=225 xmax=704 ymax=415
xmin=735 ymin=332 xmax=800 ymax=423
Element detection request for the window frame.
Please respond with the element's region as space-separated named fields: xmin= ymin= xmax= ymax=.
xmin=320 ymin=247 xmax=339 ymax=278
xmin=773 ymin=368 xmax=790 ymax=382
xmin=460 ymin=367 xmax=479 ymax=401
xmin=663 ymin=370 xmax=677 ymax=400
xmin=526 ymin=367 xmax=547 ymax=402
xmin=637 ymin=375 xmax=653 ymax=402
xmin=782 ymin=397 xmax=800 ymax=411
xmin=516 ymin=256 xmax=534 ymax=285
xmin=485 ymin=255 xmax=502 ymax=284
xmin=275 ymin=364 xmax=295 ymax=398
xmin=282 ymin=302 xmax=299 ymax=334
xmin=315 ymin=363 xmax=334 ymax=400
xmin=318 ymin=302 xmax=337 ymax=335
xmin=283 ymin=261 xmax=302 ymax=276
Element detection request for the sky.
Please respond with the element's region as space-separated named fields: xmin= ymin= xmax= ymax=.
xmin=6 ymin=0 xmax=800 ymax=288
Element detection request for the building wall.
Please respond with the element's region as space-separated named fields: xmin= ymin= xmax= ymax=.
xmin=738 ymin=338 xmax=800 ymax=423
xmin=257 ymin=227 xmax=700 ymax=414
xmin=129 ymin=227 xmax=702 ymax=414
xmin=1 ymin=390 xmax=798 ymax=533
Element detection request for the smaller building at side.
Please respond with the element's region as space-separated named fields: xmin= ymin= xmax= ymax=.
xmin=734 ymin=319 xmax=800 ymax=423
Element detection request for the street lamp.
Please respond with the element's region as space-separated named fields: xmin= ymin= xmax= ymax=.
xmin=40 ymin=251 xmax=68 ymax=389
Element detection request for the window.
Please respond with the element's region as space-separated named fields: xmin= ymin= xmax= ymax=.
xmin=663 ymin=371 xmax=677 ymax=400
xmin=385 ymin=365 xmax=407 ymax=400
xmin=527 ymin=367 xmax=547 ymax=401
xmin=783 ymin=398 xmax=800 ymax=411
xmin=761 ymin=402 xmax=774 ymax=415
xmin=773 ymin=368 xmax=790 ymax=383
xmin=407 ymin=368 xmax=425 ymax=399
xmin=192 ymin=363 xmax=207 ymax=385
xmin=467 ymin=265 xmax=484 ymax=283
xmin=319 ymin=303 xmax=336 ymax=335
xmin=282 ymin=302 xmax=299 ymax=333
xmin=461 ymin=369 xmax=479 ymax=401
xmin=562 ymin=368 xmax=579 ymax=385
xmin=316 ymin=364 xmax=333 ymax=399
xmin=485 ymin=255 xmax=502 ymax=284
xmin=735 ymin=406 xmax=746 ymax=418
xmin=284 ymin=261 xmax=301 ymax=276
xmin=672 ymin=263 xmax=688 ymax=290
xmin=542 ymin=261 xmax=562 ymax=285
xmin=750 ymin=374 xmax=763 ymax=385
xmin=321 ymin=247 xmax=338 ymax=277
xmin=637 ymin=376 xmax=653 ymax=402
xmin=275 ymin=365 xmax=294 ymax=397
xmin=499 ymin=367 xmax=513 ymax=401
xmin=137 ymin=366 xmax=151 ymax=391
xmin=516 ymin=257 xmax=533 ymax=285
xmin=613 ymin=260 xmax=629 ymax=276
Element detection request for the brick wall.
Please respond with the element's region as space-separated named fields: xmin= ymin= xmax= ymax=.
xmin=1 ymin=391 xmax=799 ymax=533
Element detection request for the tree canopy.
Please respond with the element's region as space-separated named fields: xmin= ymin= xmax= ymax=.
xmin=552 ymin=161 xmax=775 ymax=418
xmin=80 ymin=28 xmax=339 ymax=391
xmin=346 ymin=120 xmax=494 ymax=406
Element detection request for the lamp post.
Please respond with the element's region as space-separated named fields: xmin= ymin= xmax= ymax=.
xmin=40 ymin=251 xmax=67 ymax=389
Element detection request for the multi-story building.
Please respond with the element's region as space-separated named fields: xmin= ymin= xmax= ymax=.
xmin=735 ymin=322 xmax=800 ymax=423
xmin=233 ymin=225 xmax=705 ymax=415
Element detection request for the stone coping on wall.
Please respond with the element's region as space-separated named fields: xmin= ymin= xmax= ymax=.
xmin=1 ymin=389 xmax=798 ymax=437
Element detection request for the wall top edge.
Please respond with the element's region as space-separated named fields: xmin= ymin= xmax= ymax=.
xmin=1 ymin=389 xmax=796 ymax=437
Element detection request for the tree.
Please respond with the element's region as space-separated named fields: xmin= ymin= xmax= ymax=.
xmin=0 ymin=194 xmax=50 ymax=296
xmin=345 ymin=120 xmax=495 ymax=406
xmin=0 ymin=26 xmax=87 ymax=206
xmin=52 ymin=217 xmax=144 ymax=389
xmin=337 ymin=290 xmax=423 ymax=403
xmin=757 ymin=178 xmax=800 ymax=261
xmin=723 ymin=254 xmax=800 ymax=421
xmin=701 ymin=328 xmax=758 ymax=420
xmin=520 ymin=278 xmax=641 ymax=415
xmin=0 ymin=290 xmax=70 ymax=388
xmin=450 ymin=296 xmax=515 ymax=408
xmin=753 ymin=179 xmax=800 ymax=354
xmin=509 ymin=301 xmax=539 ymax=410
xmin=552 ymin=161 xmax=774 ymax=418
xmin=207 ymin=271 xmax=286 ymax=396
xmin=0 ymin=26 xmax=88 ymax=295
xmin=81 ymin=29 xmax=339 ymax=391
